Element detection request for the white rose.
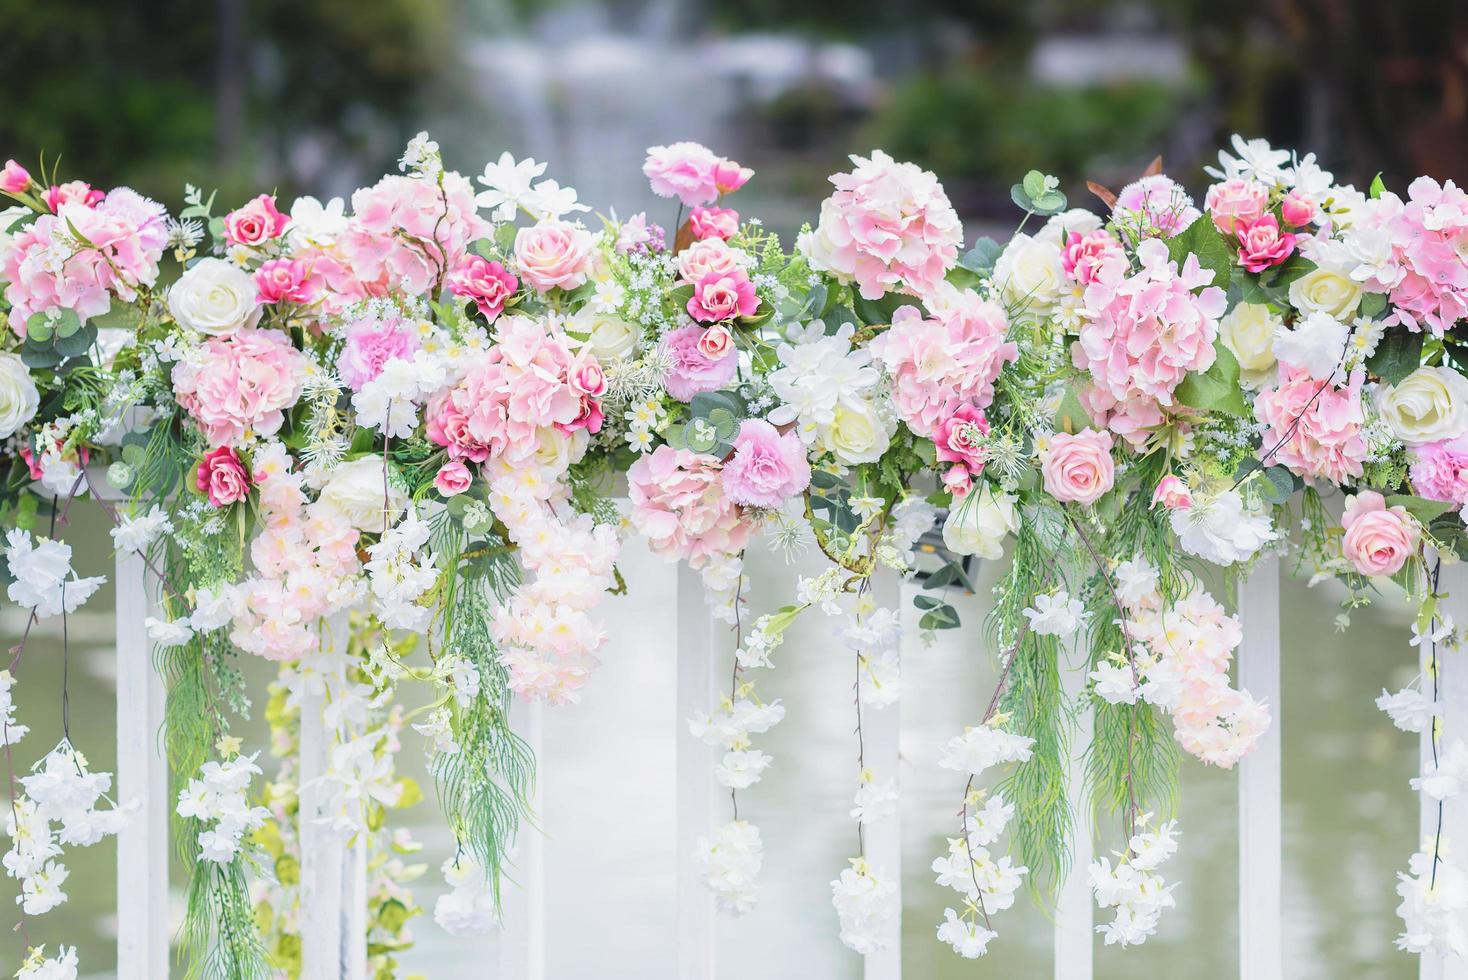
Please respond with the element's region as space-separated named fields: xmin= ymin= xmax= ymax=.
xmin=1218 ymin=302 xmax=1281 ymax=375
xmin=1288 ymin=266 xmax=1362 ymax=320
xmin=531 ymin=426 xmax=588 ymax=479
xmin=317 ymin=456 xmax=407 ymax=531
xmin=941 ymin=485 xmax=1019 ymax=560
xmin=168 ymin=257 xmax=263 ymax=336
xmin=822 ymin=400 xmax=892 ymax=465
xmin=0 ymin=352 xmax=39 ymax=439
xmin=1377 ymin=367 xmax=1468 ymax=446
xmin=570 ymin=311 xmax=640 ymax=362
xmin=993 ymin=233 xmax=1064 ymax=316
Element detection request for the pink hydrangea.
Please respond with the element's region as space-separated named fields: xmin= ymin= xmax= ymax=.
xmin=662 ymin=324 xmax=738 ymax=402
xmin=642 ymin=143 xmax=752 ymax=207
xmin=1235 ymin=213 xmax=1297 ymax=273
xmin=1411 ymin=435 xmax=1468 ymax=507
xmin=1073 ymin=238 xmax=1226 ymax=410
xmin=447 ymin=255 xmax=518 ymax=320
xmin=1 ymin=188 xmax=168 ymax=329
xmin=340 ymin=171 xmax=487 ymax=297
xmin=224 ymin=193 xmax=289 ymax=247
xmin=1204 ymin=178 xmax=1268 ymax=235
xmin=720 ymin=419 xmax=811 ymax=509
xmin=1112 ymin=174 xmax=1201 ymax=238
xmin=1077 ymin=386 xmax=1167 ymax=450
xmin=1381 ymin=177 xmax=1468 ymax=335
xmin=1253 ymin=363 xmax=1368 ymax=484
xmin=688 ymin=270 xmax=758 ymax=323
xmin=870 ymin=289 xmax=1017 ymax=437
xmin=628 ymin=446 xmax=752 ymax=568
xmin=172 ymin=328 xmax=308 ymax=448
xmin=799 ymin=150 xmax=962 ymax=300
xmin=337 ymin=317 xmax=419 ymax=392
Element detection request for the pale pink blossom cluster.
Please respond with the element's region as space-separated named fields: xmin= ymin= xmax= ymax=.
xmin=1345 ymin=177 xmax=1468 ymax=335
xmin=1120 ymin=566 xmax=1270 ymax=768
xmin=340 ymin=171 xmax=488 ymax=297
xmin=627 ymin=445 xmax=753 ymax=569
xmin=1073 ymin=239 xmax=1225 ymax=446
xmin=1 ymin=187 xmax=168 ymax=329
xmin=426 ymin=316 xmax=604 ymax=466
xmin=229 ymin=444 xmax=362 ymax=661
xmin=1253 ymin=364 xmax=1368 ymax=484
xmin=1411 ymin=435 xmax=1468 ymax=507
xmin=870 ymin=289 xmax=1016 ymax=438
xmin=799 ymin=150 xmax=963 ymax=300
xmin=487 ymin=477 xmax=620 ymax=704
xmin=172 ymin=328 xmax=309 ymax=447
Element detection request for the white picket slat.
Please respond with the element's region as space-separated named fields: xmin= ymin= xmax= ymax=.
xmin=675 ymin=562 xmax=720 ymax=979
xmin=498 ymin=697 xmax=547 ymax=980
xmin=111 ymin=541 xmax=170 ymax=978
xmin=1424 ymin=558 xmax=1468 ymax=980
xmin=298 ymin=614 xmax=368 ymax=980
xmin=1053 ymin=629 xmax=1094 ymax=980
xmin=864 ymin=567 xmax=903 ymax=980
xmin=1238 ymin=557 xmax=1283 ymax=980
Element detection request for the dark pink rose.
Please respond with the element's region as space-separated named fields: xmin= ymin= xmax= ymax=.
xmin=196 ymin=446 xmax=251 ymax=507
xmin=255 ymin=259 xmax=316 ymax=304
xmin=1 ymin=160 xmax=30 ymax=195
xmin=447 ymin=255 xmax=519 ymax=320
xmin=224 ymin=194 xmax=289 ymax=247
xmin=1236 ymin=214 xmax=1297 ymax=274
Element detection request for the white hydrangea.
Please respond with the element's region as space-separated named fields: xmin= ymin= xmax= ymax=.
xmin=1412 ymin=740 xmax=1468 ymax=801
xmin=109 ymin=505 xmax=172 ymax=556
xmin=0 ymin=669 xmax=28 ymax=747
xmin=694 ymin=820 xmax=763 ymax=916
xmin=765 ymin=322 xmax=892 ymax=466
xmin=1377 ymin=686 xmax=1440 ymax=734
xmin=434 ymin=855 xmax=498 ymax=936
xmin=1089 ymin=819 xmax=1181 ymax=947
xmin=715 ymin=749 xmax=773 ymax=790
xmin=850 ymin=776 xmax=899 ymax=825
xmin=1170 ymin=488 xmax=1275 ymax=566
xmin=688 ymin=699 xmax=786 ymax=748
xmin=4 ymin=529 xmax=106 ymax=619
xmin=16 ymin=944 xmax=80 ymax=980
xmin=1396 ymin=846 xmax=1468 ymax=956
xmin=937 ymin=723 xmax=1035 ymax=778
xmin=830 ymin=859 xmax=897 ymax=955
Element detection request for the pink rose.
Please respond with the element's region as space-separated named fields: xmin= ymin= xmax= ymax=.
xmin=196 ymin=446 xmax=251 ymax=507
xmin=642 ymin=143 xmax=751 ymax=207
xmin=1204 ymin=178 xmax=1269 ymax=235
xmin=514 ymin=219 xmax=593 ymax=292
xmin=570 ymin=354 xmax=607 ymax=397
xmin=224 ymin=194 xmax=289 ymax=247
xmin=448 ymin=255 xmax=518 ymax=320
xmin=1236 ymin=214 xmax=1297 ymax=274
xmin=1150 ymin=474 xmax=1193 ymax=510
xmin=1 ymin=160 xmax=30 ymax=195
xmin=1280 ymin=191 xmax=1316 ymax=227
xmin=688 ymin=270 xmax=758 ymax=323
xmin=1040 ymin=428 xmax=1115 ymax=505
xmin=933 ymin=404 xmax=990 ymax=476
xmin=720 ymin=418 xmax=811 ymax=509
xmin=697 ymin=325 xmax=733 ymax=359
xmin=1062 ymin=229 xmax=1126 ymax=286
xmin=1411 ymin=436 xmax=1468 ymax=507
xmin=677 ymin=238 xmax=745 ymax=285
xmin=688 ymin=206 xmax=739 ymax=240
xmin=44 ymin=181 xmax=104 ymax=212
xmin=1341 ymin=490 xmax=1420 ymax=577
xmin=942 ymin=464 xmax=972 ymax=498
xmin=337 ymin=317 xmax=419 ymax=392
xmin=255 ymin=259 xmax=316 ymax=304
xmin=662 ymin=324 xmax=738 ymax=402
xmin=434 ymin=460 xmax=473 ymax=497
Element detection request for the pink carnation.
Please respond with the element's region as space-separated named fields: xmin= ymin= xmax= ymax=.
xmin=800 ymin=150 xmax=962 ymax=301
xmin=255 ymin=259 xmax=316 ymax=304
xmin=1253 ymin=363 xmax=1368 ymax=484
xmin=688 ymin=270 xmax=758 ymax=323
xmin=720 ymin=419 xmax=811 ymax=509
xmin=628 ymin=446 xmax=752 ymax=568
xmin=44 ymin=181 xmax=104 ymax=211
xmin=1 ymin=188 xmax=168 ymax=330
xmin=870 ymin=290 xmax=1017 ymax=437
xmin=1411 ymin=435 xmax=1468 ymax=507
xmin=1204 ymin=178 xmax=1268 ymax=235
xmin=224 ymin=194 xmax=289 ymax=247
xmin=172 ymin=328 xmax=308 ymax=447
xmin=1235 ymin=213 xmax=1297 ymax=274
xmin=341 ymin=171 xmax=487 ymax=297
xmin=688 ymin=206 xmax=739 ymax=240
xmin=1073 ymin=238 xmax=1225 ymax=411
xmin=196 ymin=446 xmax=251 ymax=507
xmin=1341 ymin=490 xmax=1420 ymax=577
xmin=1040 ymin=428 xmax=1115 ymax=505
xmin=514 ymin=219 xmax=594 ymax=293
xmin=662 ymin=324 xmax=738 ymax=402
xmin=337 ymin=317 xmax=419 ymax=392
xmin=1062 ymin=229 xmax=1127 ymax=286
xmin=642 ymin=143 xmax=751 ymax=207
xmin=448 ymin=255 xmax=518 ymax=320
xmin=1112 ymin=174 xmax=1201 ymax=238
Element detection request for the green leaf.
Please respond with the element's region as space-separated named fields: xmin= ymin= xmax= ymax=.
xmin=798 ymin=283 xmax=828 ymax=322
xmin=1022 ymin=170 xmax=1047 ymax=200
xmin=1386 ymin=494 xmax=1453 ymax=525
xmin=1366 ymin=328 xmax=1424 ymax=385
xmin=1369 ymin=173 xmax=1386 ymax=200
xmin=1166 ymin=217 xmax=1234 ymax=293
xmin=923 ymin=560 xmax=976 ymax=593
xmin=1053 ymin=385 xmax=1092 ymax=435
xmin=852 ymin=290 xmax=921 ymax=326
xmin=919 ymin=604 xmax=961 ymax=630
xmin=1175 ymin=344 xmax=1248 ymax=416
xmin=958 ymin=238 xmax=1004 ymax=278
xmin=912 ymin=593 xmax=944 ymax=610
xmin=688 ymin=389 xmax=747 ymax=424
xmin=1258 ymin=465 xmax=1296 ymax=505
xmin=1010 ymin=184 xmax=1034 ymax=214
xmin=1359 ymin=292 xmax=1388 ymax=319
xmin=25 ymin=312 xmax=54 ymax=343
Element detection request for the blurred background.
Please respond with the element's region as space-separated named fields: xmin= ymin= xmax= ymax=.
xmin=3 ymin=0 xmax=1465 ymax=976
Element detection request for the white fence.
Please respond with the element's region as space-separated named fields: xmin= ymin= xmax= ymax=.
xmin=101 ymin=520 xmax=1468 ymax=978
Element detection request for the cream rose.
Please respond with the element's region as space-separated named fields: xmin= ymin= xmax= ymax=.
xmin=942 ymin=484 xmax=1019 ymax=560
xmin=167 ymin=257 xmax=263 ymax=336
xmin=318 ymin=455 xmax=407 ymax=531
xmin=1288 ymin=266 xmax=1362 ymax=320
xmin=1218 ymin=302 xmax=1281 ymax=373
xmin=571 ymin=311 xmax=641 ymax=362
xmin=0 ymin=352 xmax=39 ymax=439
xmin=1377 ymin=366 xmax=1468 ymax=446
xmin=823 ymin=400 xmax=892 ymax=465
xmin=993 ymin=232 xmax=1065 ymax=316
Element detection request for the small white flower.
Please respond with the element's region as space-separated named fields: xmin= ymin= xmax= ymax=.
xmin=1022 ymin=590 xmax=1087 ymax=637
xmin=1377 ymin=686 xmax=1440 ymax=734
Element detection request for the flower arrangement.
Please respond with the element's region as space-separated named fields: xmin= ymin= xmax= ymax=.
xmin=1 ymin=129 xmax=1467 ymax=973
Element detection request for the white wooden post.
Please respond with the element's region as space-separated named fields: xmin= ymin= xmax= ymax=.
xmin=498 ymin=698 xmax=546 ymax=980
xmin=298 ymin=614 xmax=368 ymax=980
xmin=1054 ymin=629 xmax=1094 ymax=980
xmin=1424 ymin=558 xmax=1468 ymax=980
xmin=865 ymin=567 xmax=902 ymax=980
xmin=675 ymin=562 xmax=719 ymax=979
xmin=110 ymin=527 xmax=170 ymax=978
xmin=1238 ymin=557 xmax=1283 ymax=980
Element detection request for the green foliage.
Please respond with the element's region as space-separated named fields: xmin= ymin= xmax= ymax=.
xmin=1368 ymin=327 xmax=1425 ymax=384
xmin=1165 ymin=217 xmax=1234 ymax=293
xmin=1175 ymin=343 xmax=1248 ymax=416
